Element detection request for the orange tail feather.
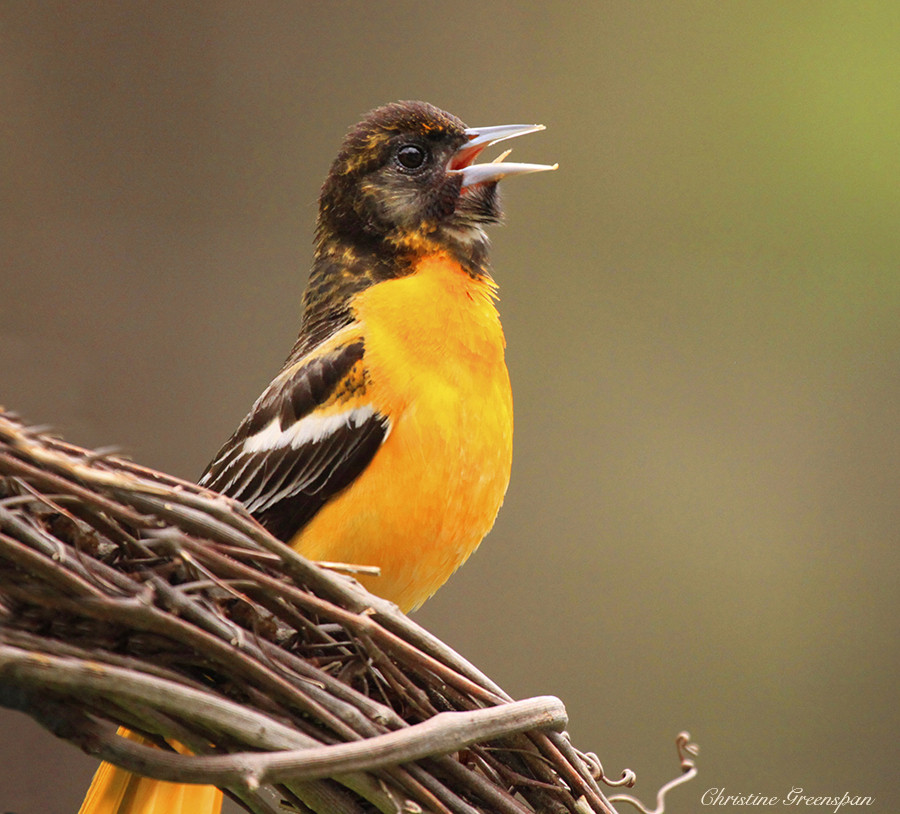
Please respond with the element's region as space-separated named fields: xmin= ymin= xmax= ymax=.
xmin=78 ymin=729 xmax=222 ymax=814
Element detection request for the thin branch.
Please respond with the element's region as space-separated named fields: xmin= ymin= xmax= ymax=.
xmin=75 ymin=697 xmax=567 ymax=787
xmin=0 ymin=644 xmax=317 ymax=750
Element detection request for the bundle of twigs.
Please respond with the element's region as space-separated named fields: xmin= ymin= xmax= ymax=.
xmin=0 ymin=410 xmax=695 ymax=814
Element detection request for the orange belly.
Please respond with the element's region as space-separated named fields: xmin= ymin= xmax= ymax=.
xmin=291 ymin=254 xmax=513 ymax=612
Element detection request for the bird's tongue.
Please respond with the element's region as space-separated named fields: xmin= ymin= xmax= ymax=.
xmin=450 ymin=143 xmax=486 ymax=171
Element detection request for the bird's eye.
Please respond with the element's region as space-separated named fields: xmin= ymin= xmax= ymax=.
xmin=396 ymin=144 xmax=427 ymax=171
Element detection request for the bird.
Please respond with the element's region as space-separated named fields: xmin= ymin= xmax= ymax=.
xmin=78 ymin=100 xmax=555 ymax=814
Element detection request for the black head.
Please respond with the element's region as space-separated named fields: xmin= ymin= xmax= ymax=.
xmin=315 ymin=101 xmax=554 ymax=265
xmin=316 ymin=102 xmax=480 ymax=254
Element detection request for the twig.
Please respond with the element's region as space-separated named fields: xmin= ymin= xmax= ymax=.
xmin=50 ymin=692 xmax=567 ymax=788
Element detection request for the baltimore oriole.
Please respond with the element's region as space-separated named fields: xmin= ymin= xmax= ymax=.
xmin=79 ymin=100 xmax=555 ymax=814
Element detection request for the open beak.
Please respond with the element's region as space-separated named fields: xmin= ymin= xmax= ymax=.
xmin=449 ymin=122 xmax=557 ymax=189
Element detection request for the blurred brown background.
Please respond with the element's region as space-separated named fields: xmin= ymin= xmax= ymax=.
xmin=1 ymin=3 xmax=898 ymax=812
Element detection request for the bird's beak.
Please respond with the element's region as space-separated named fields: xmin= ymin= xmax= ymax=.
xmin=450 ymin=123 xmax=557 ymax=189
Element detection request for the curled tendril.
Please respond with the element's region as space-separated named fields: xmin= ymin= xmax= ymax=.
xmin=607 ymin=732 xmax=699 ymax=814
xmin=581 ymin=748 xmax=636 ymax=788
xmin=578 ymin=752 xmax=637 ymax=788
xmin=579 ymin=750 xmax=603 ymax=779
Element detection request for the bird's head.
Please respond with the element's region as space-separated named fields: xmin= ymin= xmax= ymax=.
xmin=315 ymin=101 xmax=556 ymax=267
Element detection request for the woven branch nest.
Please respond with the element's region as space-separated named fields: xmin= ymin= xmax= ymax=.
xmin=0 ymin=410 xmax=696 ymax=814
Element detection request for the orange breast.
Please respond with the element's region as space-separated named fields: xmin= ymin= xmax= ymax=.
xmin=291 ymin=254 xmax=513 ymax=612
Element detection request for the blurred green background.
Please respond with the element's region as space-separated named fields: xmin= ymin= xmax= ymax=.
xmin=1 ymin=3 xmax=898 ymax=812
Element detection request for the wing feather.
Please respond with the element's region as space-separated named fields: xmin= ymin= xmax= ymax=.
xmin=200 ymin=338 xmax=389 ymax=542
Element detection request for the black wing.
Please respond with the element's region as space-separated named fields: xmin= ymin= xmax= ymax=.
xmin=200 ymin=339 xmax=389 ymax=541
